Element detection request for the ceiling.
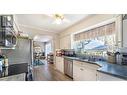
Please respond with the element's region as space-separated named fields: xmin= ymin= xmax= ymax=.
xmin=34 ymin=35 xmax=52 ymax=42
xmin=16 ymin=14 xmax=89 ymax=33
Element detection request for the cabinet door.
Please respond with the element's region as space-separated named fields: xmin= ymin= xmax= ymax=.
xmin=73 ymin=62 xmax=85 ymax=81
xmin=123 ymin=19 xmax=127 ymax=47
xmin=73 ymin=64 xmax=81 ymax=81
xmin=60 ymin=38 xmax=64 ymax=49
xmin=55 ymin=57 xmax=60 ymax=70
xmin=59 ymin=57 xmax=64 ymax=73
xmin=66 ymin=36 xmax=71 ymax=49
xmin=55 ymin=57 xmax=64 ymax=73
xmin=60 ymin=35 xmax=71 ymax=49
xmin=84 ymin=68 xmax=97 ymax=81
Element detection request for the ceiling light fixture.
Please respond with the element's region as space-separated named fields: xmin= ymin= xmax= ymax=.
xmin=53 ymin=14 xmax=64 ymax=24
xmin=46 ymin=14 xmax=70 ymax=24
xmin=55 ymin=18 xmax=62 ymax=24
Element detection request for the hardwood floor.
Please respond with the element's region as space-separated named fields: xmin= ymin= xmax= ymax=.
xmin=33 ymin=60 xmax=72 ymax=81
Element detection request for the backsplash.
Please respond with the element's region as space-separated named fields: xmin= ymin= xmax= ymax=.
xmin=0 ymin=38 xmax=32 ymax=65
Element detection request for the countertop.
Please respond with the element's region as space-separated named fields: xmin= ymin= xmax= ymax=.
xmin=63 ymin=56 xmax=127 ymax=80
xmin=0 ymin=63 xmax=28 ymax=80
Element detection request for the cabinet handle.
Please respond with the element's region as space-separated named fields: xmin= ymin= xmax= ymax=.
xmin=80 ymin=68 xmax=84 ymax=71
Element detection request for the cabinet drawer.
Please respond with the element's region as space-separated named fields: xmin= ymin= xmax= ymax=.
xmin=73 ymin=60 xmax=100 ymax=70
xmin=73 ymin=60 xmax=84 ymax=67
xmin=83 ymin=62 xmax=100 ymax=70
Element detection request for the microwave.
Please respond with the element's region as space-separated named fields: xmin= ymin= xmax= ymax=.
xmin=0 ymin=27 xmax=16 ymax=47
xmin=0 ymin=15 xmax=16 ymax=48
xmin=0 ymin=15 xmax=13 ymax=28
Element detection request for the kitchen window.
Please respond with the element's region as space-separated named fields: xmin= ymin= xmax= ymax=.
xmin=73 ymin=22 xmax=116 ymax=56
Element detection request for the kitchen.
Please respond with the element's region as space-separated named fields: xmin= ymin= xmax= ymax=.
xmin=0 ymin=14 xmax=127 ymax=81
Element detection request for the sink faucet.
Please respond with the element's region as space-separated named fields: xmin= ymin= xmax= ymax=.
xmin=88 ymin=56 xmax=96 ymax=62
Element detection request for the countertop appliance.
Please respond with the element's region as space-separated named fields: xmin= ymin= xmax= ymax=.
xmin=63 ymin=49 xmax=75 ymax=57
xmin=56 ymin=49 xmax=64 ymax=57
xmin=64 ymin=58 xmax=73 ymax=78
xmin=0 ymin=15 xmax=13 ymax=28
xmin=56 ymin=49 xmax=75 ymax=57
xmin=116 ymin=48 xmax=127 ymax=65
xmin=107 ymin=52 xmax=116 ymax=64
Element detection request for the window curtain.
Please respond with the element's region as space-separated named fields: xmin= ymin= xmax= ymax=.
xmin=74 ymin=22 xmax=115 ymax=41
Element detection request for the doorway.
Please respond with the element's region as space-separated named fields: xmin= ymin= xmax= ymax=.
xmin=45 ymin=41 xmax=53 ymax=57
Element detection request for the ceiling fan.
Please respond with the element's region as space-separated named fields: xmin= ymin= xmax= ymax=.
xmin=46 ymin=14 xmax=70 ymax=24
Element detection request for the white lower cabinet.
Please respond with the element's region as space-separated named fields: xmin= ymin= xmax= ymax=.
xmin=55 ymin=57 xmax=64 ymax=73
xmin=55 ymin=58 xmax=125 ymax=81
xmin=84 ymin=68 xmax=97 ymax=81
xmin=73 ymin=62 xmax=85 ymax=81
xmin=97 ymin=72 xmax=125 ymax=81
xmin=73 ymin=60 xmax=99 ymax=81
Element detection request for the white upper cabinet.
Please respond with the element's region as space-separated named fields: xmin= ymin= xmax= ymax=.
xmin=60 ymin=35 xmax=71 ymax=49
xmin=123 ymin=19 xmax=127 ymax=47
xmin=115 ymin=15 xmax=123 ymax=47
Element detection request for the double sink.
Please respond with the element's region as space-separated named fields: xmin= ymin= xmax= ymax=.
xmin=72 ymin=56 xmax=98 ymax=62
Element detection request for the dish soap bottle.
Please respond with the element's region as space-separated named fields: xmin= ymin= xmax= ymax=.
xmin=3 ymin=55 xmax=8 ymax=67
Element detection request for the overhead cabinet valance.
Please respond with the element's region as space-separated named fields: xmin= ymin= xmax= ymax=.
xmin=74 ymin=22 xmax=115 ymax=41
